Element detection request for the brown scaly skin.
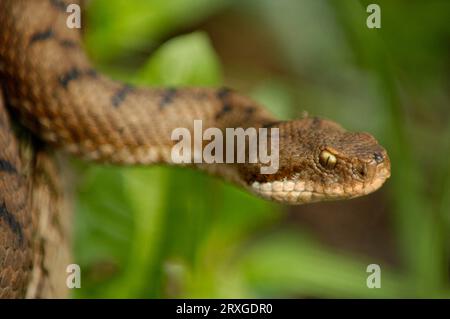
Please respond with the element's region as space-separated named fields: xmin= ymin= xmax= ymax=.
xmin=0 ymin=93 xmax=33 ymax=298
xmin=1 ymin=88 xmax=71 ymax=299
xmin=0 ymin=0 xmax=391 ymax=297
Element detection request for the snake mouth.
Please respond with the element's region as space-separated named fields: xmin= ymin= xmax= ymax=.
xmin=250 ymin=161 xmax=391 ymax=204
xmin=250 ymin=179 xmax=336 ymax=204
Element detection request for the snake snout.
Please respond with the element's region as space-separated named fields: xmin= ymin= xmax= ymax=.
xmin=362 ymin=151 xmax=391 ymax=195
xmin=373 ymin=151 xmax=385 ymax=164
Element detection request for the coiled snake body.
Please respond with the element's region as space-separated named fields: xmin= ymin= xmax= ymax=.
xmin=0 ymin=0 xmax=390 ymax=298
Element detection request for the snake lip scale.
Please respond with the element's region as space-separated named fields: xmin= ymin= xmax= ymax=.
xmin=0 ymin=0 xmax=391 ymax=297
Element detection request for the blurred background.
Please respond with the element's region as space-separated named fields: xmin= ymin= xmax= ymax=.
xmin=72 ymin=0 xmax=450 ymax=298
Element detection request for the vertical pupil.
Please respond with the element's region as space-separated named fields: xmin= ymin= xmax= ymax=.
xmin=320 ymin=151 xmax=335 ymax=169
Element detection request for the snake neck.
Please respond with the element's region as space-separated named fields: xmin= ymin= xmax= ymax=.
xmin=0 ymin=0 xmax=275 ymax=166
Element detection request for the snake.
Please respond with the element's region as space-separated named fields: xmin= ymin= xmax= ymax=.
xmin=0 ymin=0 xmax=390 ymax=298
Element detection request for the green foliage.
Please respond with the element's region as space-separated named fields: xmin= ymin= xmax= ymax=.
xmin=135 ymin=32 xmax=222 ymax=86
xmin=241 ymin=232 xmax=407 ymax=298
xmin=331 ymin=0 xmax=450 ymax=297
xmin=85 ymin=0 xmax=227 ymax=64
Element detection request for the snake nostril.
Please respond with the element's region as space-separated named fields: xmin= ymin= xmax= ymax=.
xmin=359 ymin=166 xmax=367 ymax=178
xmin=373 ymin=152 xmax=384 ymax=163
xmin=353 ymin=164 xmax=367 ymax=179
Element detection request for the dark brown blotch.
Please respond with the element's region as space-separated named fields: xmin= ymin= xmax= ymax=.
xmin=0 ymin=159 xmax=17 ymax=174
xmin=49 ymin=0 xmax=68 ymax=12
xmin=216 ymin=87 xmax=232 ymax=100
xmin=58 ymin=67 xmax=81 ymax=88
xmin=0 ymin=202 xmax=24 ymax=246
xmin=29 ymin=28 xmax=54 ymax=46
xmin=112 ymin=84 xmax=134 ymax=107
xmin=215 ymin=104 xmax=232 ymax=120
xmin=159 ymin=88 xmax=177 ymax=109
xmin=215 ymin=87 xmax=234 ymax=119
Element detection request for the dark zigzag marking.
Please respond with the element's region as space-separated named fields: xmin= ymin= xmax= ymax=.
xmin=215 ymin=104 xmax=232 ymax=120
xmin=215 ymin=87 xmax=233 ymax=120
xmin=49 ymin=0 xmax=67 ymax=12
xmin=159 ymin=88 xmax=177 ymax=109
xmin=58 ymin=68 xmax=97 ymax=89
xmin=29 ymin=28 xmax=79 ymax=50
xmin=0 ymin=159 xmax=17 ymax=174
xmin=29 ymin=28 xmax=54 ymax=45
xmin=216 ymin=87 xmax=231 ymax=100
xmin=0 ymin=202 xmax=24 ymax=246
xmin=112 ymin=84 xmax=134 ymax=107
xmin=58 ymin=67 xmax=81 ymax=88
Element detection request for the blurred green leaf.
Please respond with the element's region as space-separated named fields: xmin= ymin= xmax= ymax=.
xmin=240 ymin=231 xmax=408 ymax=298
xmin=331 ymin=0 xmax=448 ymax=297
xmin=75 ymin=167 xmax=131 ymax=265
xmin=250 ymin=79 xmax=295 ymax=120
xmin=135 ymin=32 xmax=222 ymax=85
xmin=85 ymin=0 xmax=228 ymax=63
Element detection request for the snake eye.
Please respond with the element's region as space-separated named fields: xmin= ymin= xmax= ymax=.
xmin=319 ymin=150 xmax=337 ymax=169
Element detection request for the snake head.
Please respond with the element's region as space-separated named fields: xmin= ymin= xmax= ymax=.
xmin=247 ymin=118 xmax=391 ymax=204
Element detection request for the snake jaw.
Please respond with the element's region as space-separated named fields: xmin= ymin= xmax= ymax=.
xmin=250 ymin=179 xmax=321 ymax=204
xmin=250 ymin=171 xmax=389 ymax=204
